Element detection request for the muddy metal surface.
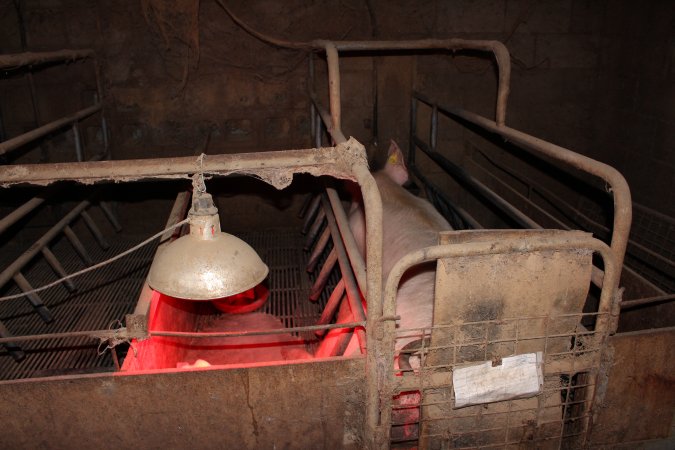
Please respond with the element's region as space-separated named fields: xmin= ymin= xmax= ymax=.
xmin=0 ymin=357 xmax=366 ymax=449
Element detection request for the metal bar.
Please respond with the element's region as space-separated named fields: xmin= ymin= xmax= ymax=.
xmin=0 ymin=104 xmax=101 ymax=157
xmin=430 ymin=105 xmax=438 ymax=151
xmin=132 ymin=190 xmax=192 ymax=317
xmin=314 ymin=38 xmax=510 ymax=126
xmin=0 ymin=200 xmax=91 ymax=292
xmin=12 ymin=273 xmax=53 ymax=323
xmin=309 ymin=248 xmax=338 ymax=301
xmin=409 ymin=166 xmax=483 ymax=230
xmin=414 ymin=92 xmax=632 ymax=277
xmin=63 ymin=225 xmax=93 ymax=266
xmin=325 ymin=43 xmax=342 ymax=137
xmin=0 ymin=48 xmax=94 ymax=69
xmin=301 ymin=194 xmax=322 ymax=234
xmin=151 ymin=321 xmax=367 ymax=339
xmin=414 ymin=135 xmax=541 ymax=229
xmin=297 ymin=193 xmax=314 ymax=219
xmin=309 ymin=53 xmax=316 ymax=142
xmin=310 ymin=91 xmax=384 ymax=445
xmin=304 ymin=208 xmax=326 ymax=250
xmin=408 ymin=96 xmax=417 ymax=166
xmin=0 ymin=143 xmax=362 ymax=187
xmin=0 ymin=196 xmax=48 ymax=235
xmin=41 ymin=247 xmax=77 ymax=292
xmin=315 ymin=279 xmax=346 ymax=336
xmin=620 ymin=294 xmax=675 ymax=310
xmin=0 ymin=154 xmax=104 ymax=236
xmin=72 ymin=122 xmax=84 ymax=162
xmin=475 ymin=149 xmax=674 ymax=278
xmin=321 ymin=196 xmax=367 ymax=349
xmin=0 ymin=322 xmax=25 ymax=362
xmin=306 ymin=226 xmax=331 ymax=273
xmin=98 ymin=201 xmax=122 ymax=232
xmin=80 ymin=210 xmax=110 ymax=250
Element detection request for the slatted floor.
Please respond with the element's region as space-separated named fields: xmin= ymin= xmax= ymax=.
xmin=0 ymin=228 xmax=335 ymax=379
xmin=237 ymin=230 xmax=336 ymax=351
xmin=0 ymin=233 xmax=157 ymax=380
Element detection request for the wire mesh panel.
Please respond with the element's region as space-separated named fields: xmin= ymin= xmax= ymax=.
xmin=0 ymin=234 xmax=156 ymax=380
xmin=387 ymin=229 xmax=610 ymax=449
xmin=391 ymin=313 xmax=605 ymax=449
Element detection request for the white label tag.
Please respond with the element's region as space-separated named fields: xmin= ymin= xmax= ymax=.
xmin=453 ymin=352 xmax=543 ymax=408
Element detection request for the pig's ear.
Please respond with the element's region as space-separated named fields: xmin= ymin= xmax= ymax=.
xmin=384 ymin=139 xmax=409 ymax=185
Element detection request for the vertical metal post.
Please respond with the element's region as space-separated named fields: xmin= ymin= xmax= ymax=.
xmin=315 ymin=110 xmax=322 ymax=148
xmin=430 ymin=104 xmax=438 ymax=152
xmin=408 ymin=97 xmax=417 ymax=166
xmin=325 ymin=43 xmax=341 ymax=139
xmin=73 ymin=122 xmax=84 ymax=162
xmin=309 ymin=54 xmax=316 ymax=142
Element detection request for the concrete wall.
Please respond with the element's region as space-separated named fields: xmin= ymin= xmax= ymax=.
xmin=0 ymin=0 xmax=673 ymax=222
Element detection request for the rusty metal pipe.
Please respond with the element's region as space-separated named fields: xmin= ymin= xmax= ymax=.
xmin=63 ymin=225 xmax=93 ymax=266
xmin=414 ymin=136 xmax=541 ymax=229
xmin=301 ymin=194 xmax=322 ymax=234
xmin=315 ymin=279 xmax=346 ymax=336
xmin=309 ymin=93 xmax=369 ymax=294
xmin=41 ymin=247 xmax=77 ymax=292
xmin=80 ymin=210 xmax=110 ymax=250
xmin=321 ymin=196 xmax=367 ymax=349
xmin=309 ymin=248 xmax=338 ymax=301
xmin=620 ymin=294 xmax=675 ymax=310
xmin=0 ymin=49 xmax=94 ymax=69
xmin=325 ymin=43 xmax=342 ymax=136
xmin=306 ymin=226 xmax=331 ymax=273
xmin=0 ymin=144 xmax=362 ymax=186
xmin=422 ymin=97 xmax=632 ymax=279
xmin=132 ymin=190 xmax=192 ymax=318
xmin=0 ymin=104 xmax=101 ymax=157
xmin=304 ymin=208 xmax=326 ymax=250
xmin=12 ymin=273 xmax=53 ymax=323
xmin=0 ymin=200 xmax=91 ymax=292
xmin=316 ymin=39 xmax=510 ymax=126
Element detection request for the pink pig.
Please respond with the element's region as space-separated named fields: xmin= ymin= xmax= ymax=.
xmin=349 ymin=140 xmax=451 ymax=353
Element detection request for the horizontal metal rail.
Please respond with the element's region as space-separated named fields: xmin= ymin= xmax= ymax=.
xmin=412 ymin=91 xmax=632 ymax=281
xmin=0 ymin=321 xmax=369 ymax=345
xmin=0 ymin=143 xmax=365 ymax=186
xmin=0 ymin=49 xmax=94 ymax=69
xmin=413 ymin=135 xmax=541 ymax=229
xmin=0 ymin=104 xmax=101 ymax=157
xmin=473 ymin=148 xmax=675 ymax=281
xmin=0 ymin=154 xmax=106 ymax=236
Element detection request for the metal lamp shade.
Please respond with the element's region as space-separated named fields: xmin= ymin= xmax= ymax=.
xmin=148 ymin=218 xmax=268 ymax=300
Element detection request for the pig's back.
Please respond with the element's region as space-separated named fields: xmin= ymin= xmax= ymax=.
xmin=373 ymin=174 xmax=451 ymax=345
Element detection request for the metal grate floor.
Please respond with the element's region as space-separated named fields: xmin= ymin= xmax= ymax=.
xmin=236 ymin=229 xmax=335 ymax=351
xmin=0 ymin=233 xmax=157 ymax=380
xmin=0 ymin=227 xmax=334 ymax=379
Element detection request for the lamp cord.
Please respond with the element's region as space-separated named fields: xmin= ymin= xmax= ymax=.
xmin=0 ymin=218 xmax=190 ymax=303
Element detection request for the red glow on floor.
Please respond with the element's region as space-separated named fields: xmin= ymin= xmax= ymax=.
xmin=121 ymin=289 xmax=312 ymax=373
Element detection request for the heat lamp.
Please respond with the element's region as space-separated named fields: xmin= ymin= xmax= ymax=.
xmin=147 ymin=189 xmax=269 ymax=300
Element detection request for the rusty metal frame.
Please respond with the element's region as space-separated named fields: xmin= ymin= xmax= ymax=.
xmin=0 ymin=48 xmax=108 ymax=160
xmin=0 ymin=38 xmax=634 ymax=448
xmin=377 ymin=234 xmax=619 ymax=447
